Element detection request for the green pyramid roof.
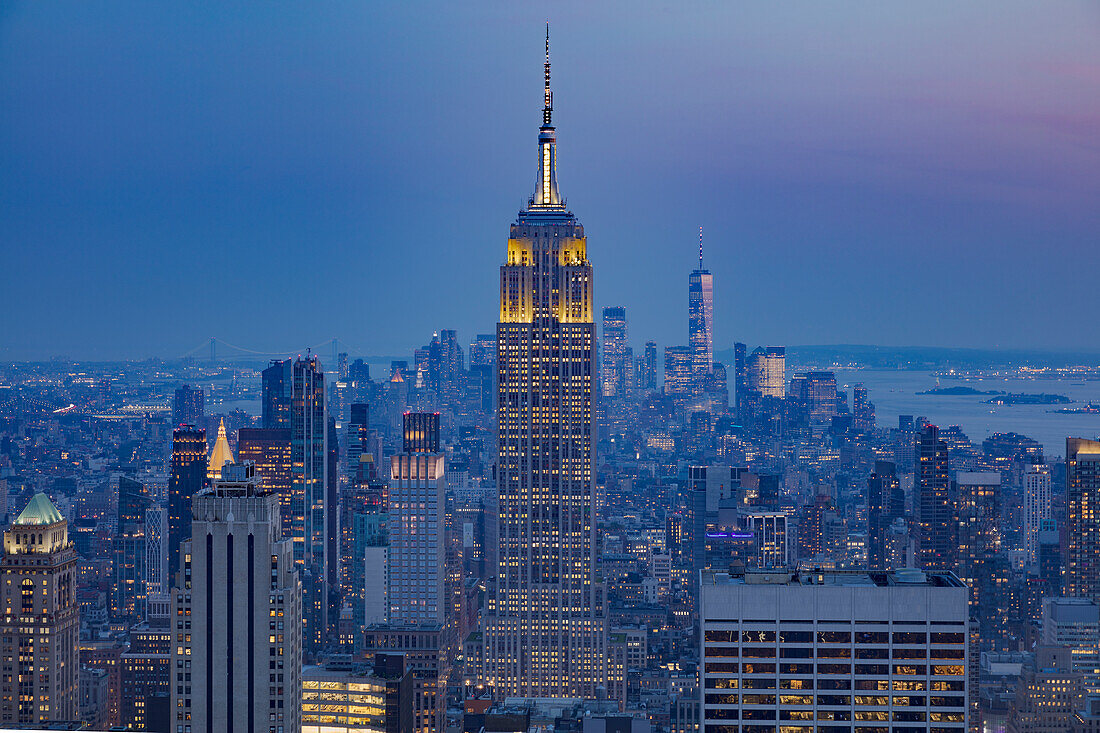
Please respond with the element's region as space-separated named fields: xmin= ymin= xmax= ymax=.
xmin=15 ymin=493 xmax=63 ymax=526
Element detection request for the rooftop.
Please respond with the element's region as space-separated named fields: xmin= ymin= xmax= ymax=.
xmin=14 ymin=493 xmax=64 ymax=526
xmin=702 ymin=567 xmax=966 ymax=589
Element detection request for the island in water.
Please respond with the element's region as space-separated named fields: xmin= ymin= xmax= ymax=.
xmin=1049 ymin=402 xmax=1100 ymax=414
xmin=984 ymin=393 xmax=1071 ymax=405
xmin=917 ymin=386 xmax=1002 ymax=396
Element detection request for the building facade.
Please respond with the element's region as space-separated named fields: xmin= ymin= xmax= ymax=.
xmin=1066 ymin=438 xmax=1100 ymax=603
xmin=168 ymin=425 xmax=206 ymax=583
xmin=917 ymin=424 xmax=955 ymax=572
xmin=0 ymin=494 xmax=79 ymax=727
xmin=171 ymin=463 xmax=302 ymax=733
xmin=700 ymin=568 xmax=969 ymax=733
xmin=483 ymin=30 xmax=606 ymax=699
xmin=1024 ymin=464 xmax=1052 ymax=566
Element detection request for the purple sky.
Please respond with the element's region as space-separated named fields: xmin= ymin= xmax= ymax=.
xmin=1 ymin=1 xmax=1098 ymax=360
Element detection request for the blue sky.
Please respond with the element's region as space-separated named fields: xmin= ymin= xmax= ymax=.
xmin=2 ymin=1 xmax=1098 ymax=360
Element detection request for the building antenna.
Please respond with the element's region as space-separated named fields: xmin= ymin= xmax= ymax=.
xmin=699 ymin=226 xmax=704 ymax=270
xmin=543 ymin=23 xmax=553 ymax=127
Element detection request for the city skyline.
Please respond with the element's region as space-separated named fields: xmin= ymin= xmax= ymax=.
xmin=3 ymin=9 xmax=1100 ymax=732
xmin=3 ymin=2 xmax=1099 ymax=360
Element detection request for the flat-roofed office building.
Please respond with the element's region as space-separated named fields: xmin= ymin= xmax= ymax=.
xmin=700 ymin=568 xmax=969 ymax=733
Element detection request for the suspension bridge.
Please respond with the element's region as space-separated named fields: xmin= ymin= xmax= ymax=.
xmin=177 ymin=337 xmax=372 ymax=366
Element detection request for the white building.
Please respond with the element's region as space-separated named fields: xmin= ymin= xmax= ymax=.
xmin=701 ymin=568 xmax=969 ymax=733
xmin=1024 ymin=465 xmax=1052 ymax=565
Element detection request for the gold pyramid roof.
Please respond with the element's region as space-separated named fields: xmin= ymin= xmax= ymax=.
xmin=207 ymin=418 xmax=235 ymax=480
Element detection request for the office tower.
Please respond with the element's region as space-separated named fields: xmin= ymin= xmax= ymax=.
xmin=484 ymin=29 xmax=605 ymax=700
xmin=700 ymin=568 xmax=969 ymax=733
xmin=262 ymin=358 xmax=292 ymax=429
xmin=119 ymin=625 xmax=172 ymax=730
xmin=469 ymin=333 xmax=497 ymax=368
xmin=439 ymin=328 xmax=465 ymax=404
xmin=302 ymin=654 xmax=414 ymax=733
xmin=1025 ymin=464 xmax=1053 ymax=565
xmin=852 ymin=382 xmax=875 ymax=431
xmin=388 ymin=413 xmax=445 ymax=626
xmin=267 ymin=355 xmax=334 ymax=651
xmin=349 ymin=358 xmax=371 ymax=384
xmin=346 ymin=403 xmax=371 ymax=483
xmin=688 ymin=227 xmax=714 ymax=385
xmin=746 ymin=346 xmax=786 ymax=398
xmin=1066 ymin=438 xmax=1100 ymax=603
xmin=955 ymin=472 xmax=1001 ymax=591
xmin=172 ymin=384 xmax=204 ymax=426
xmin=1007 ymin=646 xmax=1084 ymax=733
xmin=602 ymin=306 xmax=629 ymax=398
xmin=145 ymin=504 xmax=168 ymax=604
xmin=1042 ymin=597 xmax=1100 ymax=694
xmin=641 ymin=340 xmax=658 ymax=392
xmin=1038 ymin=519 xmax=1063 ymax=597
xmin=167 ymin=424 xmax=206 ymax=582
xmin=362 ymin=413 xmax=448 ymax=733
xmin=867 ymin=461 xmax=904 ymax=571
xmin=800 ymin=370 xmax=839 ymax=423
xmin=956 ymin=472 xmax=1006 ymax=648
xmin=916 ymin=424 xmax=954 ymax=572
xmin=171 ymin=463 xmax=302 ymax=733
xmin=683 ymin=466 xmax=740 ymax=580
xmin=0 ymin=494 xmax=79 ymax=726
xmin=113 ymin=475 xmax=149 ymax=623
xmin=742 ymin=510 xmax=789 ymax=568
xmin=237 ymin=427 xmax=294 ymax=538
xmin=664 ymin=346 xmax=693 ymax=396
xmin=206 ymin=417 xmax=235 ymax=480
xmin=797 ymin=493 xmax=834 ymax=559
xmin=733 ymin=342 xmax=747 ymax=410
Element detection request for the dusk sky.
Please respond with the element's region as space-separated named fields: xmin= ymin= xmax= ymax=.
xmin=2 ymin=1 xmax=1098 ymax=361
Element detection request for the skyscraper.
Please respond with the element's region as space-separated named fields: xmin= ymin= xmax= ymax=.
xmin=746 ymin=346 xmax=785 ymax=398
xmin=664 ymin=345 xmax=693 ymax=396
xmin=1024 ymin=463 xmax=1052 ymax=565
xmin=263 ymin=355 xmax=333 ymax=651
xmin=292 ymin=356 xmax=332 ymax=651
xmin=484 ymin=28 xmax=605 ymax=699
xmin=956 ymin=472 xmax=1007 ymax=648
xmin=171 ymin=384 xmax=204 ymax=427
xmin=368 ymin=412 xmax=447 ymax=733
xmin=642 ymin=340 xmax=658 ymax=392
xmin=113 ymin=475 xmax=149 ymax=623
xmin=688 ymin=227 xmax=713 ymax=385
xmin=916 ymin=424 xmax=955 ymax=572
xmin=237 ymin=427 xmax=293 ymax=538
xmin=601 ymin=306 xmax=628 ymax=398
xmin=1066 ymin=438 xmax=1100 ymax=603
xmin=171 ymin=462 xmax=302 ymax=733
xmin=867 ymin=460 xmax=904 ymax=570
xmin=800 ymin=370 xmax=839 ymax=424
xmin=700 ymin=568 xmax=969 ymax=733
xmin=167 ymin=424 xmax=206 ymax=582
xmin=0 ymin=494 xmax=79 ymax=726
xmin=389 ymin=413 xmax=445 ymax=626
xmin=733 ymin=342 xmax=747 ymax=411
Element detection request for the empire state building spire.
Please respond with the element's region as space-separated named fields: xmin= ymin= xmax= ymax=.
xmin=543 ymin=24 xmax=553 ymax=127
xmin=531 ymin=24 xmax=562 ymax=209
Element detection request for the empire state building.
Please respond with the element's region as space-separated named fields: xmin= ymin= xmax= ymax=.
xmin=484 ymin=29 xmax=606 ymax=698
